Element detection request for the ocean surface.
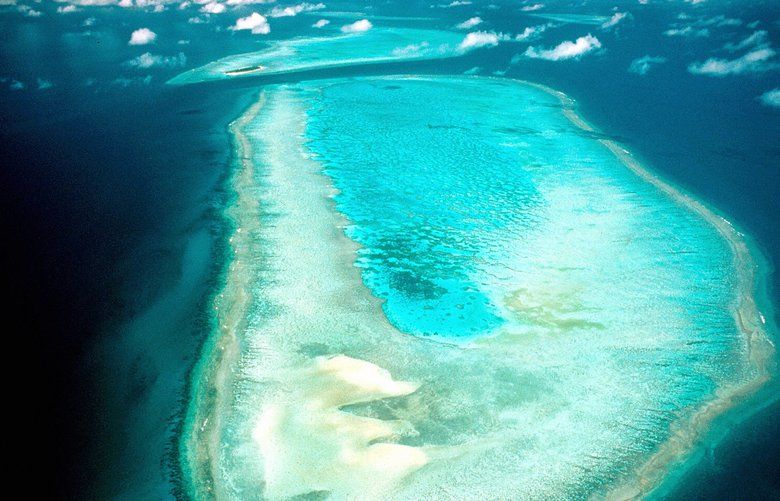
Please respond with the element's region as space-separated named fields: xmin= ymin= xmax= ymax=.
xmin=0 ymin=0 xmax=777 ymax=498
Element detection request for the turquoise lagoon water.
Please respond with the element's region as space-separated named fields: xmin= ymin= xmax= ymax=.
xmin=167 ymin=28 xmax=464 ymax=86
xmin=184 ymin=76 xmax=769 ymax=499
xmin=305 ymin=77 xmax=740 ymax=344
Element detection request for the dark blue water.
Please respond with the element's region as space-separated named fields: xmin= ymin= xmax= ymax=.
xmin=1 ymin=0 xmax=777 ymax=498
xmin=0 ymin=10 xmax=258 ymax=496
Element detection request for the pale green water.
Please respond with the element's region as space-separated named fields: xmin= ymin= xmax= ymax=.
xmin=182 ymin=76 xmax=770 ymax=499
xmin=167 ymin=28 xmax=465 ymax=86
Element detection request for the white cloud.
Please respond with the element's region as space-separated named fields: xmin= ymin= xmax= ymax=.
xmin=724 ymin=30 xmax=768 ymax=52
xmin=688 ymin=47 xmax=777 ymax=76
xmin=458 ymin=30 xmax=507 ymax=51
xmin=200 ymin=1 xmax=225 ymax=13
xmin=704 ymin=15 xmax=741 ymax=27
xmin=17 ymin=4 xmax=43 ymax=16
xmin=524 ymin=34 xmax=601 ymax=60
xmin=268 ymin=2 xmax=325 ymax=18
xmin=664 ymin=26 xmax=708 ymax=37
xmin=521 ymin=3 xmax=543 ymax=11
xmin=664 ymin=14 xmax=742 ymax=39
xmin=312 ymin=19 xmax=329 ymax=28
xmin=232 ymin=12 xmax=270 ymax=34
xmin=759 ymin=88 xmax=780 ymax=108
xmin=601 ymin=11 xmax=629 ymax=29
xmin=226 ymin=0 xmax=274 ymax=3
xmin=53 ymin=0 xmax=114 ymax=5
xmin=515 ymin=23 xmax=549 ymax=41
xmin=124 ymin=51 xmax=187 ymax=68
xmin=37 ymin=78 xmax=54 ymax=89
xmin=443 ymin=0 xmax=471 ymax=6
xmin=341 ymin=19 xmax=372 ymax=33
xmin=128 ymin=27 xmax=157 ymax=45
xmin=112 ymin=75 xmax=153 ymax=87
xmin=391 ymin=41 xmax=429 ymax=56
xmin=456 ymin=16 xmax=482 ymax=29
xmin=57 ymin=4 xmax=80 ymax=13
xmin=628 ymin=55 xmax=666 ymax=75
xmin=114 ymin=0 xmax=178 ymax=7
xmin=665 ymin=14 xmax=741 ymax=39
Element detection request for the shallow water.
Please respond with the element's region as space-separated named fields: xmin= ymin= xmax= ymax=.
xmin=183 ymin=76 xmax=770 ymax=499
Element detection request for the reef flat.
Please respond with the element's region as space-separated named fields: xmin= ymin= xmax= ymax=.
xmin=167 ymin=28 xmax=464 ymax=86
xmin=182 ymin=76 xmax=773 ymax=500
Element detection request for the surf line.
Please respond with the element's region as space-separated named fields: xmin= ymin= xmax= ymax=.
xmin=521 ymin=78 xmax=775 ymax=499
xmin=180 ymin=93 xmax=266 ymax=500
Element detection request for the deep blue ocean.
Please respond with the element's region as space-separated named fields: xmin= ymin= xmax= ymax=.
xmin=0 ymin=0 xmax=777 ymax=498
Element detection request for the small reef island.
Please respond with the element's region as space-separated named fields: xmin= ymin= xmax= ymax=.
xmin=170 ymin=26 xmax=776 ymax=501
xmin=223 ymin=66 xmax=267 ymax=77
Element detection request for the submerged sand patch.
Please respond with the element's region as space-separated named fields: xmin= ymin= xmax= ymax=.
xmin=254 ymin=355 xmax=427 ymax=499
